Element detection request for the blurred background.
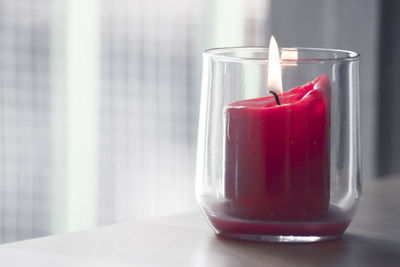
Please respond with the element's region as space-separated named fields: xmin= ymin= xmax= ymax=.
xmin=0 ymin=0 xmax=398 ymax=243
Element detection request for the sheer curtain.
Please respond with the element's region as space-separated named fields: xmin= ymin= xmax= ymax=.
xmin=97 ymin=0 xmax=205 ymax=225
xmin=0 ymin=0 xmax=52 ymax=243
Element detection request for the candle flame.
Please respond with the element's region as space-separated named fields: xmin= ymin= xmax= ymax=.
xmin=267 ymin=35 xmax=283 ymax=94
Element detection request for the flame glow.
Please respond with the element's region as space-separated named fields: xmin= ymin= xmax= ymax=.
xmin=267 ymin=36 xmax=283 ymax=94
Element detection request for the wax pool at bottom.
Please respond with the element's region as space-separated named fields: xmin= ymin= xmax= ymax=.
xmin=203 ymin=202 xmax=352 ymax=238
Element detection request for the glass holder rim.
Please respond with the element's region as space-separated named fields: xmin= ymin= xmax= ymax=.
xmin=203 ymin=46 xmax=360 ymax=64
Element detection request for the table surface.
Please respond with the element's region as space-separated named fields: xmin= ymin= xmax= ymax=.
xmin=1 ymin=177 xmax=400 ymax=267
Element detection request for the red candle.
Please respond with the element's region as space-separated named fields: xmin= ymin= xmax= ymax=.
xmin=223 ymin=75 xmax=331 ymax=221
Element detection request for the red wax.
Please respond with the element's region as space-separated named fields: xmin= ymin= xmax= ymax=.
xmin=223 ymin=75 xmax=331 ymax=221
xmin=207 ymin=212 xmax=350 ymax=237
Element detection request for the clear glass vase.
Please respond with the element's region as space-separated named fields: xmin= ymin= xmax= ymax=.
xmin=196 ymin=47 xmax=361 ymax=243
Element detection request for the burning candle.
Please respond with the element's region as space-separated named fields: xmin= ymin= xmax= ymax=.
xmin=223 ymin=36 xmax=331 ymax=220
xmin=197 ymin=41 xmax=361 ymax=242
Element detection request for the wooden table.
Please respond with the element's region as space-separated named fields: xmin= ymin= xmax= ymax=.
xmin=1 ymin=177 xmax=399 ymax=266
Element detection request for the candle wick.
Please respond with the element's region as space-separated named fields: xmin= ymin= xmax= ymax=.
xmin=268 ymin=90 xmax=281 ymax=105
